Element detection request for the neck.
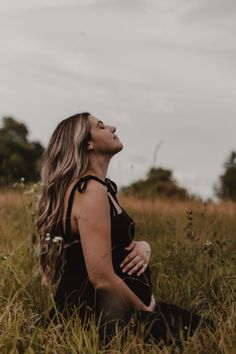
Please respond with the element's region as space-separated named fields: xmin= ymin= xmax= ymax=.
xmin=85 ymin=154 xmax=111 ymax=182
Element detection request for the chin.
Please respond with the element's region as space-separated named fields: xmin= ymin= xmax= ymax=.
xmin=112 ymin=142 xmax=123 ymax=155
xmin=117 ymin=140 xmax=123 ymax=151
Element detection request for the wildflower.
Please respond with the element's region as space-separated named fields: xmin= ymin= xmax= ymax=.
xmin=204 ymin=240 xmax=212 ymax=247
xmin=45 ymin=233 xmax=51 ymax=241
xmin=52 ymin=236 xmax=63 ymax=243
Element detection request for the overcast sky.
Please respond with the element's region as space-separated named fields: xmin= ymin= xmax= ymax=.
xmin=0 ymin=0 xmax=236 ymax=200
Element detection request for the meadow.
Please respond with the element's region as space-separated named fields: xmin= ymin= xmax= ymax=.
xmin=0 ymin=184 xmax=235 ymax=353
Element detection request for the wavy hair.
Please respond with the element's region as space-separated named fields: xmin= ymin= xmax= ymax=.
xmin=34 ymin=112 xmax=91 ymax=286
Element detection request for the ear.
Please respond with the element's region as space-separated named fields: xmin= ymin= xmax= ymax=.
xmin=87 ymin=142 xmax=93 ymax=151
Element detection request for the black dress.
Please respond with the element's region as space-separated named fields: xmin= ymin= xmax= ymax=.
xmin=49 ymin=175 xmax=213 ymax=347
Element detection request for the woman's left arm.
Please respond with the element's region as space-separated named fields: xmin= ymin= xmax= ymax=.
xmin=120 ymin=241 xmax=151 ymax=276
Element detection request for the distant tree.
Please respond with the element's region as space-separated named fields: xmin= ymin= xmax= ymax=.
xmin=121 ymin=167 xmax=192 ymax=200
xmin=0 ymin=116 xmax=44 ymax=186
xmin=215 ymin=151 xmax=236 ymax=201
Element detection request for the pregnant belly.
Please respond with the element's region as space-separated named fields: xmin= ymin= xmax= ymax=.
xmin=113 ymin=261 xmax=153 ymax=306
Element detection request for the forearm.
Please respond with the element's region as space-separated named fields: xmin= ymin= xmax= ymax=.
xmin=95 ymin=273 xmax=148 ymax=313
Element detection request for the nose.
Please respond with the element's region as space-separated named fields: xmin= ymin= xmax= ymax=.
xmin=110 ymin=125 xmax=116 ymax=133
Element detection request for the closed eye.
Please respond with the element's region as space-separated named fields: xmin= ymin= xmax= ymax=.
xmin=99 ymin=122 xmax=106 ymax=129
xmin=97 ymin=120 xmax=105 ymax=128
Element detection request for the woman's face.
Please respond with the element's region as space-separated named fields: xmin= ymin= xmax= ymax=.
xmin=88 ymin=115 xmax=123 ymax=155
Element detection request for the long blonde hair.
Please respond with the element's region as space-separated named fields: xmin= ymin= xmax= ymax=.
xmin=34 ymin=112 xmax=91 ymax=285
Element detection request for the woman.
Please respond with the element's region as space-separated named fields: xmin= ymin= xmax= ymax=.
xmin=35 ymin=112 xmax=213 ymax=347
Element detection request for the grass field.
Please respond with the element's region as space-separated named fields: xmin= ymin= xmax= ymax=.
xmin=0 ymin=185 xmax=235 ymax=353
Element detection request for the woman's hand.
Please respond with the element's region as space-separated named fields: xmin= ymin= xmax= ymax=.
xmin=120 ymin=240 xmax=151 ymax=276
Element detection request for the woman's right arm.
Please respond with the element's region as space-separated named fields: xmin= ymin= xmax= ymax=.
xmin=74 ymin=180 xmax=154 ymax=313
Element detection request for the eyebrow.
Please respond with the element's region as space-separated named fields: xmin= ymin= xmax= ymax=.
xmin=96 ymin=120 xmax=104 ymax=126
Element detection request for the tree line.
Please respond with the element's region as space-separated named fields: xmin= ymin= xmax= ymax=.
xmin=0 ymin=116 xmax=236 ymax=202
xmin=0 ymin=117 xmax=44 ymax=186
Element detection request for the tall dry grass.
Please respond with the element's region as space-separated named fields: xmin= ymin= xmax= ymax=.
xmin=0 ymin=185 xmax=235 ymax=353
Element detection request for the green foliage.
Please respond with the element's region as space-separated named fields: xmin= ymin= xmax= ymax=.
xmin=121 ymin=167 xmax=191 ymax=200
xmin=215 ymin=151 xmax=236 ymax=201
xmin=0 ymin=116 xmax=44 ymax=186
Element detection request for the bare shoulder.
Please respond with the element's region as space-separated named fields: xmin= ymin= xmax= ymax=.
xmin=72 ymin=179 xmax=109 ymax=220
